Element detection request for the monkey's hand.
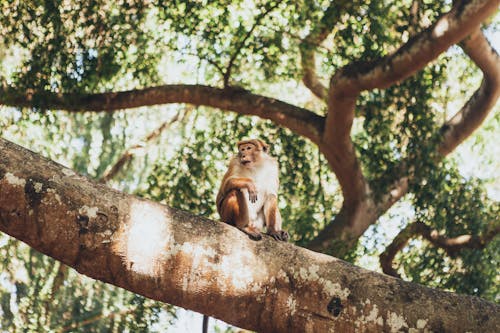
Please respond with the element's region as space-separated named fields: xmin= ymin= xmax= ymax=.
xmin=247 ymin=182 xmax=258 ymax=203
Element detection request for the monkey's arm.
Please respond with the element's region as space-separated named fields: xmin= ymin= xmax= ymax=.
xmin=217 ymin=176 xmax=257 ymax=210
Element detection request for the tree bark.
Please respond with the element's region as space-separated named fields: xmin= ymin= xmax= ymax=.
xmin=0 ymin=137 xmax=498 ymax=332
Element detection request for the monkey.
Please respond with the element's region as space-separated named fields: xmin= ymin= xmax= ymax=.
xmin=216 ymin=139 xmax=289 ymax=241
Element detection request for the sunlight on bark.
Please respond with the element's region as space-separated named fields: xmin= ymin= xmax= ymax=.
xmin=433 ymin=18 xmax=450 ymax=38
xmin=119 ymin=201 xmax=171 ymax=276
xmin=218 ymin=246 xmax=268 ymax=292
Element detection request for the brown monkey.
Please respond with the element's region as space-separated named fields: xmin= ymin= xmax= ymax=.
xmin=216 ymin=139 xmax=289 ymax=241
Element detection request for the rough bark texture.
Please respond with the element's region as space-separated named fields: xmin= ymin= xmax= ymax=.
xmin=0 ymin=0 xmax=499 ymax=259
xmin=1 ymin=138 xmax=499 ymax=333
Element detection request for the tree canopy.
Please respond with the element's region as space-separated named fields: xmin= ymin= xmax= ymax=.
xmin=0 ymin=0 xmax=499 ymax=331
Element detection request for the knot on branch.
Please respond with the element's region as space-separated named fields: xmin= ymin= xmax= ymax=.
xmin=327 ymin=297 xmax=343 ymax=317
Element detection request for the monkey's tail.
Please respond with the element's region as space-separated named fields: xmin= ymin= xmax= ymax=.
xmin=202 ymin=314 xmax=209 ymax=333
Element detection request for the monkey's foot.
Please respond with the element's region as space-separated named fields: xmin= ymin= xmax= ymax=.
xmin=267 ymin=230 xmax=289 ymax=242
xmin=242 ymin=226 xmax=263 ymax=241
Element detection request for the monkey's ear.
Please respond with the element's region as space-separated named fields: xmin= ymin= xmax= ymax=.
xmin=258 ymin=139 xmax=269 ymax=152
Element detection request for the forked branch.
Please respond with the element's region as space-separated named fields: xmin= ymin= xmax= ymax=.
xmin=379 ymin=28 xmax=500 ymax=213
xmin=310 ymin=0 xmax=499 ymax=255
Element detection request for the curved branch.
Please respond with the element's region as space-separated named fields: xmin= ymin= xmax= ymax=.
xmin=299 ymin=1 xmax=358 ymax=101
xmin=301 ymin=43 xmax=329 ymax=101
xmin=439 ymin=29 xmax=500 ymax=155
xmin=380 ymin=221 xmax=500 ymax=278
xmin=0 ymin=84 xmax=325 ymax=144
xmin=325 ymin=0 xmax=499 ymax=147
xmin=380 ymin=223 xmax=420 ymax=278
xmin=330 ymin=0 xmax=500 ymax=93
xmin=299 ymin=19 xmax=331 ymax=100
xmin=379 ymin=27 xmax=500 ymax=214
xmin=312 ymin=1 xmax=498 ymax=255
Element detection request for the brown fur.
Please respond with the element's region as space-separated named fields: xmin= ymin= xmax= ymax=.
xmin=216 ymin=139 xmax=288 ymax=241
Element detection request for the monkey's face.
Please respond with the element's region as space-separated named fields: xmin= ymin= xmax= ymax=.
xmin=238 ymin=143 xmax=262 ymax=168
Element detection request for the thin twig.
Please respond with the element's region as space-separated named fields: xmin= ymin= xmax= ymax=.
xmin=380 ymin=221 xmax=499 ymax=278
xmin=99 ymin=108 xmax=190 ymax=183
xmin=223 ymin=1 xmax=283 ymax=87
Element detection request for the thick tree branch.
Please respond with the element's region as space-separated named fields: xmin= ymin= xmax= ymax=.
xmin=325 ymin=0 xmax=499 ymax=139
xmin=329 ymin=0 xmax=499 ymax=93
xmin=0 ymin=137 xmax=499 ymax=332
xmin=0 ymin=84 xmax=325 ymax=144
xmin=380 ymin=221 xmax=500 ymax=278
xmin=311 ymin=1 xmax=499 ymax=255
xmin=378 ymin=28 xmax=500 ymax=216
xmin=439 ymin=29 xmax=500 ymax=155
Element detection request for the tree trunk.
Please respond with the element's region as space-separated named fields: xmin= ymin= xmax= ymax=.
xmin=0 ymin=137 xmax=498 ymax=332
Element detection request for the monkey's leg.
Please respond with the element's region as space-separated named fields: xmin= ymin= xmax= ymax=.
xmin=221 ymin=190 xmax=262 ymax=240
xmin=219 ymin=191 xmax=238 ymax=225
xmin=234 ymin=190 xmax=262 ymax=240
xmin=264 ymin=195 xmax=289 ymax=242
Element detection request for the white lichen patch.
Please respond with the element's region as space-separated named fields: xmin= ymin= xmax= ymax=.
xmin=358 ymin=300 xmax=383 ymax=327
xmin=217 ymin=247 xmax=261 ymax=291
xmin=46 ymin=189 xmax=62 ymax=204
xmin=387 ymin=311 xmax=408 ymax=333
xmin=33 ymin=181 xmax=43 ymax=193
xmin=179 ymin=242 xmax=217 ymax=258
xmin=276 ymin=269 xmax=290 ymax=284
xmin=79 ymin=205 xmax=99 ymax=219
xmin=4 ymin=172 xmax=26 ymax=187
xmin=177 ymin=242 xmax=217 ymax=293
xmin=168 ymin=241 xmax=269 ymax=295
xmin=286 ymin=295 xmax=297 ymax=315
xmin=295 ymin=265 xmax=319 ymax=281
xmin=320 ymin=279 xmax=350 ymax=299
xmin=97 ymin=229 xmax=114 ymax=243
xmin=291 ymin=266 xmax=350 ymax=299
xmin=182 ymin=275 xmax=189 ymax=293
xmin=409 ymin=319 xmax=429 ymax=333
xmin=250 ymin=281 xmax=263 ymax=293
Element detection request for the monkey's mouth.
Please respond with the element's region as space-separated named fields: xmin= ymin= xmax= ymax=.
xmin=241 ymin=160 xmax=252 ymax=166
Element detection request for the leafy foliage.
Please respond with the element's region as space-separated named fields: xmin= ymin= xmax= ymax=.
xmin=0 ymin=0 xmax=498 ymax=330
xmin=400 ymin=165 xmax=499 ymax=299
